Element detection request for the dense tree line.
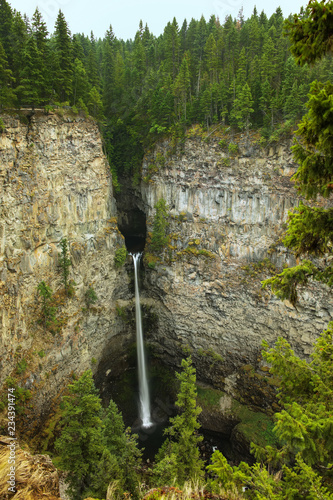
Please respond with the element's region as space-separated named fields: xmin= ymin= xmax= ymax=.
xmin=0 ymin=0 xmax=332 ymax=181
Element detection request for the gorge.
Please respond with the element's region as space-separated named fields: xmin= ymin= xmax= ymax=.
xmin=0 ymin=111 xmax=332 ymax=452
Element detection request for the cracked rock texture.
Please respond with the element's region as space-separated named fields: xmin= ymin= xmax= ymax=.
xmin=0 ymin=112 xmax=132 ymax=430
xmin=140 ymin=134 xmax=333 ymax=408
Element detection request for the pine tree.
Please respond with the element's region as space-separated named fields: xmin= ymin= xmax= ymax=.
xmin=173 ymin=54 xmax=191 ymax=121
xmin=54 ymin=10 xmax=73 ymax=102
xmin=19 ymin=36 xmax=44 ymax=106
xmin=58 ymin=238 xmax=72 ymax=296
xmin=151 ymin=198 xmax=168 ymax=253
xmin=0 ymin=0 xmax=13 ymax=66
xmin=31 ymin=8 xmax=52 ymax=102
xmin=72 ymin=58 xmax=89 ymax=106
xmin=37 ymin=281 xmax=56 ymax=330
xmin=0 ymin=41 xmax=15 ymax=108
xmin=230 ymin=82 xmax=254 ymax=134
xmin=87 ymin=85 xmax=103 ymax=120
xmin=55 ymin=370 xmax=105 ymax=500
xmin=154 ymin=357 xmax=204 ymax=486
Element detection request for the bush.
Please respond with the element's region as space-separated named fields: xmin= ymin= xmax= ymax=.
xmin=228 ymin=142 xmax=238 ymax=155
xmin=114 ymin=246 xmax=127 ymax=267
xmin=151 ymin=198 xmax=169 ymax=253
xmin=85 ymin=286 xmax=98 ymax=308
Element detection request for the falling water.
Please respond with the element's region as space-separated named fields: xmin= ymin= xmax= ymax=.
xmin=132 ymin=253 xmax=152 ymax=428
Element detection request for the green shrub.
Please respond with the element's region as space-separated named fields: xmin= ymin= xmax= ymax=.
xmin=218 ymin=138 xmax=227 ymax=149
xmin=228 ymin=142 xmax=239 ymax=155
xmin=151 ymin=198 xmax=169 ymax=253
xmin=85 ymin=286 xmax=98 ymax=307
xmin=16 ymin=359 xmax=27 ymax=375
xmin=114 ymin=246 xmax=127 ymax=267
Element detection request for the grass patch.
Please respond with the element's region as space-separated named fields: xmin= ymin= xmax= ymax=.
xmin=197 ymin=385 xmax=223 ymax=409
xmin=196 ymin=385 xmax=277 ymax=448
xmin=231 ymin=399 xmax=277 ymax=447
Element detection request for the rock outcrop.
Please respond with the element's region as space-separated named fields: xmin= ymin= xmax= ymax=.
xmin=140 ymin=130 xmax=333 ymax=408
xmin=0 ymin=112 xmax=132 ymax=432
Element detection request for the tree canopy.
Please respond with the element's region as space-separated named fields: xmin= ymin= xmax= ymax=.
xmin=262 ymin=0 xmax=333 ymax=306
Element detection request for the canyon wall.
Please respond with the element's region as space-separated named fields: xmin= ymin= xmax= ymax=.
xmin=1 ymin=114 xmax=332 ymax=438
xmin=0 ymin=112 xmax=132 ymax=431
xmin=140 ymin=131 xmax=333 ymax=407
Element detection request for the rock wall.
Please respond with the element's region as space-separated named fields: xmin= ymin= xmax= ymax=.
xmin=0 ymin=112 xmax=133 ymax=431
xmin=140 ymin=132 xmax=333 ymax=407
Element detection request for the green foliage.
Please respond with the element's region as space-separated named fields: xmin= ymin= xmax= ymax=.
xmin=263 ymin=0 xmax=333 ymax=305
xmin=16 ymin=358 xmax=27 ymax=374
xmin=292 ymin=80 xmax=333 ymax=199
xmin=154 ymin=357 xmax=204 ymax=486
xmin=84 ymin=286 xmax=98 ymax=308
xmin=37 ymin=280 xmax=57 ymax=330
xmin=285 ymin=0 xmax=333 ymax=66
xmin=114 ymin=246 xmax=127 ymax=267
xmin=151 ymin=198 xmax=169 ymax=253
xmin=55 ymin=370 xmax=142 ymax=500
xmin=58 ymin=238 xmax=72 ymax=296
xmin=262 ymin=260 xmax=317 ymax=306
xmin=207 ymin=327 xmax=333 ymax=498
xmin=55 ymin=370 xmax=105 ymax=499
xmin=1 ymin=2 xmax=329 ymax=187
xmin=261 ymin=324 xmax=333 ymax=467
xmin=228 ymin=142 xmax=239 ymax=156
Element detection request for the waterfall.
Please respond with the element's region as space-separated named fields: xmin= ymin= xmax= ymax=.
xmin=132 ymin=253 xmax=152 ymax=428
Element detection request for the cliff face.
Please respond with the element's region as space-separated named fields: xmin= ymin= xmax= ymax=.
xmin=140 ymin=132 xmax=333 ymax=406
xmin=0 ymin=112 xmax=132 ymax=428
xmin=1 ymin=115 xmax=332 ymax=437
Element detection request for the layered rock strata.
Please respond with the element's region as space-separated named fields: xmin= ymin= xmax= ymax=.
xmin=0 ymin=112 xmax=131 ymax=430
xmin=140 ymin=132 xmax=333 ymax=408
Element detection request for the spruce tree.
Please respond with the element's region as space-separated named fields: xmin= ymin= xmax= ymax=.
xmin=37 ymin=281 xmax=56 ymax=330
xmin=54 ymin=10 xmax=73 ymax=102
xmin=19 ymin=36 xmax=44 ymax=106
xmin=0 ymin=41 xmax=15 ymax=108
xmin=154 ymin=357 xmax=204 ymax=486
xmin=58 ymin=238 xmax=72 ymax=296
xmin=55 ymin=370 xmax=105 ymax=500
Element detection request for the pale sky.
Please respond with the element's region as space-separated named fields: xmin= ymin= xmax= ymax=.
xmin=9 ymin=0 xmax=307 ymax=41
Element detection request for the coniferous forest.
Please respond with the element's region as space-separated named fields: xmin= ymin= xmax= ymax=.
xmin=1 ymin=0 xmax=333 ymax=498
xmin=0 ymin=0 xmax=333 ymax=184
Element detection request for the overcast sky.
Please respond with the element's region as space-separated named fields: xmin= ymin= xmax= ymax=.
xmin=9 ymin=0 xmax=306 ymax=41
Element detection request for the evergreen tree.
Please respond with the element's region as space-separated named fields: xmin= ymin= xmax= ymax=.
xmin=37 ymin=281 xmax=56 ymax=330
xmin=56 ymin=374 xmax=142 ymax=500
xmin=151 ymin=198 xmax=168 ymax=253
xmin=72 ymin=57 xmax=89 ymax=106
xmin=87 ymin=85 xmax=103 ymax=120
xmin=31 ymin=8 xmax=52 ymax=102
xmin=263 ymin=1 xmax=333 ymax=304
xmin=285 ymin=0 xmax=333 ymax=65
xmin=0 ymin=41 xmax=15 ymax=108
xmin=55 ymin=370 xmax=105 ymax=500
xmin=207 ymin=326 xmax=333 ymax=498
xmin=11 ymin=11 xmax=29 ymax=96
xmin=54 ymin=10 xmax=73 ymax=101
xmin=173 ymin=54 xmax=191 ymax=120
xmin=230 ymin=82 xmax=254 ymax=134
xmin=154 ymin=357 xmax=204 ymax=486
xmin=58 ymin=238 xmax=72 ymax=296
xmin=19 ymin=36 xmax=44 ymax=106
xmin=0 ymin=0 xmax=13 ymax=66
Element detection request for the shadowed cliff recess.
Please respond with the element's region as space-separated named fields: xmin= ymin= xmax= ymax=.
xmin=115 ymin=176 xmax=147 ymax=252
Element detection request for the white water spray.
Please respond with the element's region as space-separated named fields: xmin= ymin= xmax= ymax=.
xmin=132 ymin=253 xmax=152 ymax=428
